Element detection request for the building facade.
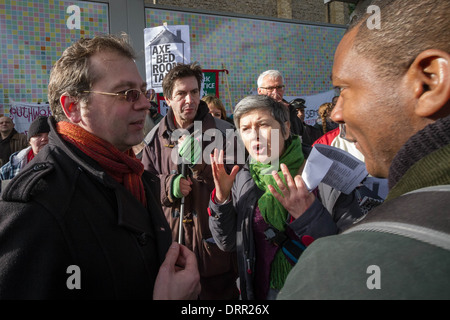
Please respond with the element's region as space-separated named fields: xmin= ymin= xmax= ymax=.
xmin=146 ymin=0 xmax=351 ymax=25
xmin=1 ymin=0 xmax=349 ymax=124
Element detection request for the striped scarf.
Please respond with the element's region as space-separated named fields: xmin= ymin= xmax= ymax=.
xmin=57 ymin=121 xmax=147 ymax=207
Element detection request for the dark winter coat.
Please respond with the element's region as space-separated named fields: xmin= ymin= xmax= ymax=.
xmin=0 ymin=117 xmax=172 ymax=299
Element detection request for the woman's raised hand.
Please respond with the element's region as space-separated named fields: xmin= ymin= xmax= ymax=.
xmin=268 ymin=163 xmax=315 ymax=219
xmin=210 ymin=148 xmax=240 ymax=203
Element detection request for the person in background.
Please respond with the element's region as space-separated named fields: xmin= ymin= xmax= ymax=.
xmin=149 ymin=100 xmax=164 ymax=125
xmin=314 ymin=102 xmax=338 ymax=135
xmin=142 ymin=62 xmax=240 ymax=300
xmin=278 ymin=0 xmax=450 ymax=299
xmin=144 ymin=88 xmax=163 ymax=125
xmin=257 ymin=70 xmax=317 ymax=150
xmin=0 ymin=34 xmax=200 ymax=299
xmin=0 ymin=116 xmax=28 ymax=167
xmin=201 ymin=94 xmax=234 ymax=126
xmin=293 ymin=99 xmax=306 ymax=122
xmin=290 ymin=98 xmax=322 ymax=144
xmin=0 ymin=116 xmax=50 ymax=192
xmin=331 ymin=95 xmax=339 ymax=108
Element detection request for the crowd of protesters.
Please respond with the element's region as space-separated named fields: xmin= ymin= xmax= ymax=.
xmin=0 ymin=0 xmax=448 ymax=300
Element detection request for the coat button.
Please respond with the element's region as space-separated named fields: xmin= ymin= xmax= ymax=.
xmin=33 ymin=163 xmax=47 ymax=171
xmin=137 ymin=233 xmax=148 ymax=246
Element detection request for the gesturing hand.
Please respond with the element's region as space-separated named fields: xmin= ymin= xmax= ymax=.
xmin=153 ymin=242 xmax=201 ymax=300
xmin=267 ymin=163 xmax=315 ymax=219
xmin=210 ymin=148 xmax=240 ymax=203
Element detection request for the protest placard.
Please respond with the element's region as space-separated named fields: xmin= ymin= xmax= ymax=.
xmin=9 ymin=100 xmax=51 ymax=134
xmin=144 ymin=25 xmax=190 ymax=93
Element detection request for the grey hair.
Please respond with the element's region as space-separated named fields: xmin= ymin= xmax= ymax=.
xmin=257 ymin=70 xmax=284 ymax=88
xmin=233 ymin=95 xmax=290 ymax=137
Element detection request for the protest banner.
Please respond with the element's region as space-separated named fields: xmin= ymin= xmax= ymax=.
xmin=202 ymin=70 xmax=220 ymax=97
xmin=284 ymin=90 xmax=336 ymax=126
xmin=9 ymin=100 xmax=51 ymax=134
xmin=144 ymin=24 xmax=190 ymax=93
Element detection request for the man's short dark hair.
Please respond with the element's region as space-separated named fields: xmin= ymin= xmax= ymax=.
xmin=162 ymin=62 xmax=203 ymax=99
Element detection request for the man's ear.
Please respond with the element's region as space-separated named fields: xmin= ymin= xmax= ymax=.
xmin=60 ymin=94 xmax=82 ymax=123
xmin=408 ymin=49 xmax=450 ymax=119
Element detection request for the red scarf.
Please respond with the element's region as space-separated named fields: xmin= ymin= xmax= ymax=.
xmin=27 ymin=148 xmax=35 ymax=163
xmin=57 ymin=121 xmax=147 ymax=207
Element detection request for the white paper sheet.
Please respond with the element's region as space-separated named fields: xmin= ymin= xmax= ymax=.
xmin=301 ymin=144 xmax=368 ymax=194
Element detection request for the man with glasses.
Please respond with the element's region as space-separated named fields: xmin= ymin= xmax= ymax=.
xmin=0 ymin=34 xmax=200 ymax=299
xmin=257 ymin=70 xmax=288 ymax=106
xmin=142 ymin=62 xmax=240 ymax=300
xmin=257 ymin=70 xmax=319 ymax=151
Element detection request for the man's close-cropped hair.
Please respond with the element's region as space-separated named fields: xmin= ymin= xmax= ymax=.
xmin=349 ymin=0 xmax=450 ymax=81
xmin=162 ymin=62 xmax=203 ymax=99
xmin=47 ymin=33 xmax=136 ymax=122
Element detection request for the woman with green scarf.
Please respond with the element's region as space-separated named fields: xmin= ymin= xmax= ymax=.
xmin=208 ymin=95 xmax=338 ymax=300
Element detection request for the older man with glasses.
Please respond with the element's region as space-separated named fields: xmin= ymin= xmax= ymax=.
xmin=257 ymin=70 xmax=320 ymax=150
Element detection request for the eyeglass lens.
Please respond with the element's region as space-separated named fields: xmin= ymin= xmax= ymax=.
xmin=125 ymin=89 xmax=142 ymax=102
xmin=264 ymin=85 xmax=284 ymax=91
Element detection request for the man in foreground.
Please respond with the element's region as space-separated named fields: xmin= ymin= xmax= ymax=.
xmin=278 ymin=0 xmax=450 ymax=299
xmin=0 ymin=34 xmax=200 ymax=299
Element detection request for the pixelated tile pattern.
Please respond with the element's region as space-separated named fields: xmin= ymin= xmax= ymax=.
xmin=145 ymin=8 xmax=345 ymax=114
xmin=0 ymin=0 xmax=109 ymax=115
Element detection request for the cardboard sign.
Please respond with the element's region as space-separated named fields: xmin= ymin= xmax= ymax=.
xmin=144 ymin=25 xmax=190 ymax=93
xmin=9 ymin=100 xmax=51 ymax=134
